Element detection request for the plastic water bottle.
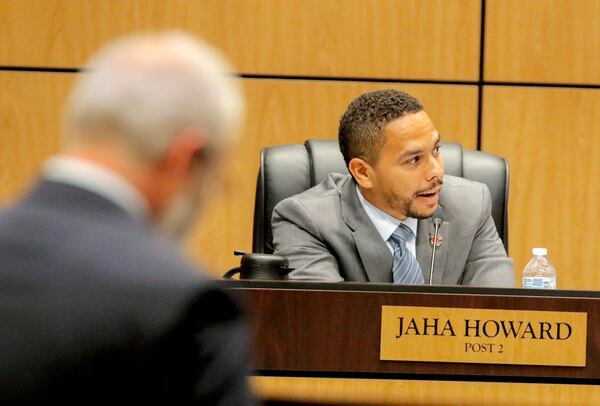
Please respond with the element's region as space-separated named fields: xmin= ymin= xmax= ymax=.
xmin=522 ymin=248 xmax=556 ymax=289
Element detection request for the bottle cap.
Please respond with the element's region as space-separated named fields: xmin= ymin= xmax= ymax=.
xmin=532 ymin=247 xmax=547 ymax=256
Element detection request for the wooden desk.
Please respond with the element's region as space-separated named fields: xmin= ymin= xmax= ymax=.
xmin=226 ymin=281 xmax=600 ymax=404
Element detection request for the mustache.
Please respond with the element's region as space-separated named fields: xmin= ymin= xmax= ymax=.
xmin=416 ymin=179 xmax=444 ymax=195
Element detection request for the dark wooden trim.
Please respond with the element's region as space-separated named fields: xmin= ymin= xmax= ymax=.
xmin=224 ymin=280 xmax=600 ymax=299
xmin=226 ymin=281 xmax=600 ymax=383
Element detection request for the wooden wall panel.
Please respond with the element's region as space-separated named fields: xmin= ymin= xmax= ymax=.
xmin=0 ymin=0 xmax=481 ymax=80
xmin=0 ymin=71 xmax=477 ymax=276
xmin=253 ymin=376 xmax=600 ymax=405
xmin=482 ymin=86 xmax=600 ymax=290
xmin=486 ymin=0 xmax=600 ymax=84
xmin=0 ymin=71 xmax=73 ymax=201
xmin=188 ymin=80 xmax=478 ymax=273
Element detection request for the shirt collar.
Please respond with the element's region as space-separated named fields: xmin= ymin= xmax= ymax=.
xmin=355 ymin=184 xmax=418 ymax=242
xmin=43 ymin=155 xmax=149 ymax=221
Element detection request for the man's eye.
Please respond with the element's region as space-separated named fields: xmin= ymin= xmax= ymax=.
xmin=408 ymin=156 xmax=421 ymax=165
xmin=432 ymin=145 xmax=441 ymax=156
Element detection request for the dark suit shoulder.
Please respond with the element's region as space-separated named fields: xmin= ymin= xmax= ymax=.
xmin=0 ymin=181 xmax=252 ymax=404
xmin=0 ymin=190 xmax=223 ymax=336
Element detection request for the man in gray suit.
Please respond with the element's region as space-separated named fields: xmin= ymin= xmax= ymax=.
xmin=272 ymin=89 xmax=514 ymax=287
xmin=0 ymin=33 xmax=254 ymax=404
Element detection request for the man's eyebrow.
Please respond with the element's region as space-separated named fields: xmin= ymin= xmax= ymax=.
xmin=399 ymin=148 xmax=426 ymax=159
xmin=399 ymin=133 xmax=442 ymax=159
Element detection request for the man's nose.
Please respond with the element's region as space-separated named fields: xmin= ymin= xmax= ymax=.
xmin=426 ymin=155 xmax=444 ymax=181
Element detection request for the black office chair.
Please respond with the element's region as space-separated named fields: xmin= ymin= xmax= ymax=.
xmin=252 ymin=140 xmax=509 ymax=254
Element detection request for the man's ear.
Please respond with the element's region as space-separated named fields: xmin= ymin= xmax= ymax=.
xmin=160 ymin=128 xmax=208 ymax=180
xmin=348 ymin=157 xmax=375 ymax=189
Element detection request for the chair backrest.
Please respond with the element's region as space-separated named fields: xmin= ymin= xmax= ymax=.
xmin=252 ymin=140 xmax=509 ymax=254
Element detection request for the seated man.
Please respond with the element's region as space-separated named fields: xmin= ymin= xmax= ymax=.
xmin=272 ymin=89 xmax=514 ymax=286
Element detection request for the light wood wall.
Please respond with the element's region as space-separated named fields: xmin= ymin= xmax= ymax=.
xmin=0 ymin=0 xmax=481 ymax=80
xmin=1 ymin=1 xmax=599 ymax=405
xmin=482 ymin=86 xmax=600 ymax=289
xmin=253 ymin=376 xmax=600 ymax=406
xmin=0 ymin=0 xmax=480 ymax=276
xmin=485 ymin=0 xmax=600 ymax=84
xmin=1 ymin=0 xmax=599 ymax=285
xmin=0 ymin=71 xmax=477 ymax=272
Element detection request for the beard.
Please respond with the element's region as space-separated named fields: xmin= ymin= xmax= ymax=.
xmin=385 ymin=179 xmax=443 ymax=219
xmin=407 ymin=202 xmax=439 ymax=219
xmin=157 ymin=191 xmax=203 ymax=241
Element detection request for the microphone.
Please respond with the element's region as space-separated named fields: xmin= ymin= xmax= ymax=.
xmin=429 ymin=207 xmax=443 ymax=285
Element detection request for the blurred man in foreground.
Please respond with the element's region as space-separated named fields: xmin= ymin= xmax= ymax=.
xmin=0 ymin=32 xmax=254 ymax=404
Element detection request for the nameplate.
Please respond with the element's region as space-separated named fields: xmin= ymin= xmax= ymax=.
xmin=380 ymin=306 xmax=587 ymax=367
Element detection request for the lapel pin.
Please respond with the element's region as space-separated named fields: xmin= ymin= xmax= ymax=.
xmin=430 ymin=233 xmax=443 ymax=247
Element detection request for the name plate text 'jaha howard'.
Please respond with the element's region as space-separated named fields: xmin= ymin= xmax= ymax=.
xmin=380 ymin=306 xmax=587 ymax=367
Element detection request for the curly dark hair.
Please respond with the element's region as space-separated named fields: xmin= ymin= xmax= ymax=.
xmin=338 ymin=89 xmax=423 ymax=167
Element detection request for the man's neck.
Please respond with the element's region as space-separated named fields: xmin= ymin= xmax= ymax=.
xmin=65 ymin=145 xmax=165 ymax=216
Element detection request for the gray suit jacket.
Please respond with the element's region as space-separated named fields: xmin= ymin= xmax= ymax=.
xmin=272 ymin=173 xmax=514 ymax=287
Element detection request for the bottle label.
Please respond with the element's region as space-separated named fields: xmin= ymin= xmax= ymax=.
xmin=523 ymin=276 xmax=556 ymax=289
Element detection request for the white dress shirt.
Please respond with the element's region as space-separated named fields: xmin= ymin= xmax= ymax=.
xmin=355 ymin=185 xmax=418 ymax=257
xmin=43 ymin=155 xmax=149 ymax=221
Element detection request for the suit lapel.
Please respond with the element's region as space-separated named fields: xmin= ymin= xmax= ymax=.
xmin=416 ymin=219 xmax=449 ymax=284
xmin=339 ymin=177 xmax=393 ymax=283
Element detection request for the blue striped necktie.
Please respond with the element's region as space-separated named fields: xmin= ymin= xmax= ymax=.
xmin=389 ymin=223 xmax=424 ymax=284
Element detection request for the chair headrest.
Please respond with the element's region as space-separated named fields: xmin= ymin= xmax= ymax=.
xmin=253 ymin=139 xmax=508 ymax=253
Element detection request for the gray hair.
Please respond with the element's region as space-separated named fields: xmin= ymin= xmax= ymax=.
xmin=64 ymin=32 xmax=244 ymax=161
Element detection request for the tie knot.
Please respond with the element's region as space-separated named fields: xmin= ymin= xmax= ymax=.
xmin=390 ymin=223 xmax=413 ymax=245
